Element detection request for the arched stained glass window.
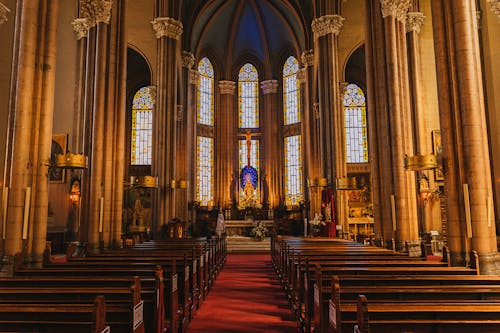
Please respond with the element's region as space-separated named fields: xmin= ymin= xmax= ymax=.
xmin=284 ymin=135 xmax=303 ymax=206
xmin=238 ymin=63 xmax=259 ymax=128
xmin=196 ymin=136 xmax=214 ymax=206
xmin=131 ymin=86 xmax=153 ymax=165
xmin=197 ymin=57 xmax=214 ymax=126
xmin=344 ymin=83 xmax=368 ymax=163
xmin=238 ymin=139 xmax=260 ymax=201
xmin=283 ymin=56 xmax=300 ymax=125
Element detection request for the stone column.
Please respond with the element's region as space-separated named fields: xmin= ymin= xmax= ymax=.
xmin=312 ymin=14 xmax=347 ymax=233
xmin=176 ymin=51 xmax=195 ymax=222
xmin=217 ymin=80 xmax=237 ymax=208
xmin=379 ymin=0 xmax=419 ymax=250
xmin=151 ymin=15 xmax=182 ymax=233
xmin=432 ymin=0 xmax=499 ymax=274
xmin=300 ymin=50 xmax=322 ymax=219
xmin=31 ymin=0 xmax=59 ymax=266
xmin=187 ymin=69 xmax=199 ymax=232
xmin=261 ymin=80 xmax=281 ymax=209
xmin=3 ymin=0 xmax=42 ymax=268
xmin=0 ymin=2 xmax=10 ymax=25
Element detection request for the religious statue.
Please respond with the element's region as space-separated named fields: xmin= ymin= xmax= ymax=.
xmin=132 ymin=194 xmax=145 ymax=231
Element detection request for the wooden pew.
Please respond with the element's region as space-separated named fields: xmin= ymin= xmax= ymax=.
xmin=0 ymin=295 xmax=109 ymax=333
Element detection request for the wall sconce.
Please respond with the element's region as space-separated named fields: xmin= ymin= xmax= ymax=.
xmin=69 ymin=178 xmax=81 ymax=204
xmin=130 ymin=176 xmax=157 ymax=188
xmin=55 ymin=153 xmax=88 ymax=169
xmin=336 ymin=177 xmax=358 ymax=190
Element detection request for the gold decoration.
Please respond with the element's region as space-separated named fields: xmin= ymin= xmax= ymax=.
xmin=404 ymin=154 xmax=438 ymax=171
xmin=311 ymin=15 xmax=345 ymax=38
xmin=55 ymin=153 xmax=87 ymax=169
xmin=151 ymin=17 xmax=183 ymax=40
xmin=131 ymin=176 xmax=157 ymax=188
xmin=337 ymin=177 xmax=358 ymax=190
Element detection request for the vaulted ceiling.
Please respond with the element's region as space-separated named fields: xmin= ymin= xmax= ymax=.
xmin=182 ymin=0 xmax=314 ymax=78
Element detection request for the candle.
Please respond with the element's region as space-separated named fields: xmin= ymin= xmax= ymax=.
xmin=22 ymin=187 xmax=31 ymax=240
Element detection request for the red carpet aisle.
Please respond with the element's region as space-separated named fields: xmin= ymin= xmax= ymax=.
xmin=186 ymin=254 xmax=297 ymax=333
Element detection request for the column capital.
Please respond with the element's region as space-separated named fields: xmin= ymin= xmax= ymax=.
xmin=297 ymin=68 xmax=307 ymax=83
xmin=0 ymin=2 xmax=10 ymax=25
xmin=80 ymin=0 xmax=113 ymax=26
xmin=151 ymin=17 xmax=183 ymax=40
xmin=339 ymin=82 xmax=349 ymax=94
xmin=72 ymin=18 xmax=91 ymax=39
xmin=301 ymin=49 xmax=314 ymax=67
xmin=260 ymin=80 xmax=279 ymax=94
xmin=311 ymin=15 xmax=345 ymax=38
xmin=189 ymin=69 xmax=199 ymax=85
xmin=182 ymin=51 xmax=195 ymax=69
xmin=218 ymin=81 xmax=236 ymax=95
xmin=488 ymin=0 xmax=500 ymax=22
xmin=380 ymin=0 xmax=412 ymax=22
xmin=406 ymin=12 xmax=425 ymax=34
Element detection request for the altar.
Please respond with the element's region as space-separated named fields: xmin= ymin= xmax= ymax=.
xmin=225 ymin=220 xmax=274 ymax=237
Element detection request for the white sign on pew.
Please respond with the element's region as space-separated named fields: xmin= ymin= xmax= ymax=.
xmin=314 ymin=284 xmax=320 ymax=307
xmin=185 ymin=266 xmax=190 ymax=281
xmin=101 ymin=326 xmax=111 ymax=333
xmin=354 ymin=325 xmax=361 ymax=333
xmin=329 ymin=299 xmax=337 ymax=330
xmin=172 ymin=274 xmax=178 ymax=293
xmin=133 ymin=300 xmax=144 ymax=331
xmin=193 ymin=259 xmax=197 ymax=274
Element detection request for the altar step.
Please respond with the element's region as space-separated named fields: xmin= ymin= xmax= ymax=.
xmin=226 ymin=236 xmax=271 ymax=253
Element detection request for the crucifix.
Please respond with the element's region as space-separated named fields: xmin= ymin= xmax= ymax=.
xmin=244 ymin=129 xmax=259 ymax=167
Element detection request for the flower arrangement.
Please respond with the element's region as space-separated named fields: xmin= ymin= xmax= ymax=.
xmin=309 ymin=213 xmax=326 ymax=236
xmin=250 ymin=221 xmax=267 ymax=241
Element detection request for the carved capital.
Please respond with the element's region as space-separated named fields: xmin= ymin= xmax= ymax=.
xmin=189 ymin=69 xmax=200 ymax=85
xmin=297 ymin=68 xmax=307 ymax=83
xmin=406 ymin=12 xmax=425 ymax=34
xmin=311 ymin=15 xmax=345 ymax=38
xmin=148 ymin=86 xmax=157 ymax=104
xmin=80 ymin=0 xmax=113 ymax=26
xmin=72 ymin=18 xmax=91 ymax=39
xmin=260 ymin=80 xmax=278 ymax=94
xmin=380 ymin=0 xmax=412 ymax=22
xmin=151 ymin=17 xmax=183 ymax=40
xmin=182 ymin=51 xmax=195 ymax=69
xmin=301 ymin=49 xmax=314 ymax=67
xmin=0 ymin=2 xmax=10 ymax=25
xmin=489 ymin=0 xmax=500 ymax=22
xmin=218 ymin=81 xmax=236 ymax=95
xmin=339 ymin=82 xmax=349 ymax=94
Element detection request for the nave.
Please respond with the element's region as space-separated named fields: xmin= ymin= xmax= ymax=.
xmin=186 ymin=253 xmax=296 ymax=333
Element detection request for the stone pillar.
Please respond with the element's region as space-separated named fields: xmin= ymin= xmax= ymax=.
xmin=432 ymin=0 xmax=499 ymax=274
xmin=4 ymin=0 xmax=39 ymax=267
xmin=151 ymin=14 xmax=182 ymax=233
xmin=31 ymin=0 xmax=59 ymax=266
xmin=300 ymin=50 xmax=322 ymax=219
xmin=312 ymin=14 xmax=348 ymax=233
xmin=217 ymin=80 xmax=237 ymax=208
xmin=379 ymin=0 xmax=419 ymax=250
xmin=187 ymin=69 xmax=198 ymax=232
xmin=261 ymin=80 xmax=281 ymax=209
xmin=176 ymin=51 xmax=195 ymax=222
xmin=0 ymin=2 xmax=10 ymax=25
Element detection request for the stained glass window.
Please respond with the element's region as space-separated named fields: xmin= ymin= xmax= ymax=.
xmin=284 ymin=135 xmax=303 ymax=206
xmin=344 ymin=83 xmax=368 ymax=163
xmin=238 ymin=63 xmax=259 ymax=128
xmin=197 ymin=57 xmax=214 ymax=126
xmin=283 ymin=56 xmax=300 ymax=125
xmin=196 ymin=136 xmax=214 ymax=206
xmin=238 ymin=139 xmax=260 ymax=200
xmin=131 ymin=87 xmax=153 ymax=165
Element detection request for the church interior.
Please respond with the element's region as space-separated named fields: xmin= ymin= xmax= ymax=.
xmin=0 ymin=0 xmax=500 ymax=332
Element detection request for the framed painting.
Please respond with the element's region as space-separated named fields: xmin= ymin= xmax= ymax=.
xmin=432 ymin=130 xmax=444 ymax=181
xmin=49 ymin=133 xmax=67 ymax=183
